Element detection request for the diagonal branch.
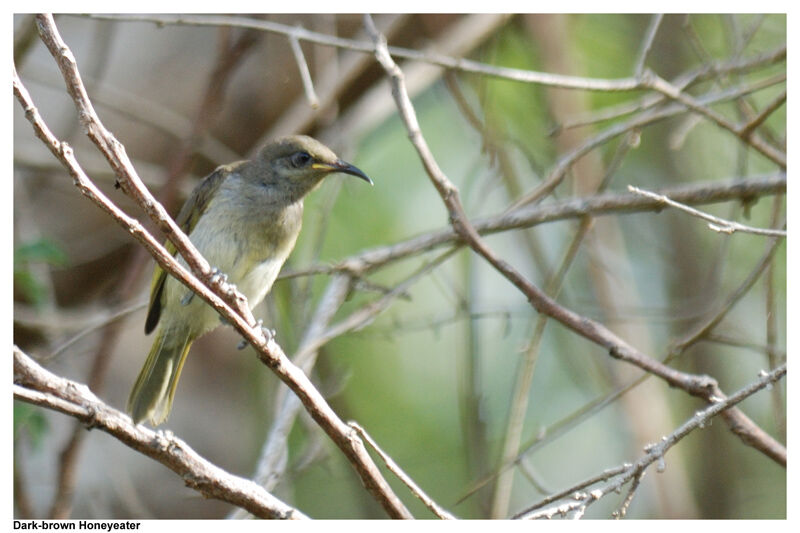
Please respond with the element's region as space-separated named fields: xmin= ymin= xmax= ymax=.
xmin=281 ymin=173 xmax=785 ymax=281
xmin=511 ymin=73 xmax=785 ymax=209
xmin=633 ymin=14 xmax=664 ymax=78
xmin=13 ymin=346 xmax=308 ymax=520
xmin=643 ymin=71 xmax=786 ymax=167
xmin=363 ymin=14 xmax=785 ymax=467
xmin=514 ymin=363 xmax=786 ymax=519
xmin=227 ymin=274 xmax=352 ymax=519
xmin=288 ymin=31 xmax=320 ymax=109
xmin=628 ymin=185 xmax=787 ymax=237
xmin=20 ymin=14 xmax=412 ymax=519
xmin=739 ymin=89 xmax=786 ymax=138
xmin=350 ymin=422 xmax=457 ymax=519
xmin=33 ymin=14 xmax=251 ymax=322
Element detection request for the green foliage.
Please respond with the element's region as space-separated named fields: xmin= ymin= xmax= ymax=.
xmin=14 ymin=402 xmax=49 ymax=450
xmin=14 ymin=238 xmax=68 ymax=307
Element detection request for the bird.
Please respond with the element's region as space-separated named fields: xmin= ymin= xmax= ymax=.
xmin=127 ymin=135 xmax=372 ymax=425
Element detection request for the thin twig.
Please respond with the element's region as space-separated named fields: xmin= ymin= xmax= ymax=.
xmin=350 ymin=422 xmax=457 ymax=520
xmin=634 ymin=14 xmax=664 ymax=78
xmin=514 ymin=363 xmax=786 ymax=519
xmin=628 ymin=185 xmax=787 ymax=237
xmin=491 ymin=135 xmax=635 ymax=518
xmin=554 ymin=45 xmax=785 ymax=134
xmin=613 ymin=471 xmax=645 ymax=519
xmin=281 ymin=173 xmax=785 ymax=282
xmin=512 ymin=465 xmax=628 ymax=516
xmin=21 ymin=15 xmax=412 ymax=518
xmin=739 ymin=89 xmax=786 ymax=138
xmin=259 ymin=14 xmax=410 ymax=142
xmin=29 ymin=300 xmax=147 ymax=362
xmin=671 ymin=231 xmax=785 ymax=355
xmin=289 ymin=32 xmax=320 ymax=109
xmin=512 ymin=72 xmax=785 ymax=209
xmin=643 ymin=71 xmax=786 ymax=167
xmin=363 ymin=13 xmax=786 ymax=468
xmin=85 ymin=13 xmax=643 ymax=92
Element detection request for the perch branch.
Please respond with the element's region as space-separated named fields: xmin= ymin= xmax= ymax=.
xmin=20 ymin=15 xmax=412 ymax=518
xmin=13 ymin=347 xmax=308 ymax=519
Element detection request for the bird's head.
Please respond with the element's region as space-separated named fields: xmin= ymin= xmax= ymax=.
xmin=248 ymin=135 xmax=372 ymax=200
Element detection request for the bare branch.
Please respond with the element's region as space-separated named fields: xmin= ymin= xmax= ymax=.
xmin=634 ymin=14 xmax=664 ymax=78
xmin=628 ymin=185 xmax=787 ymax=237
xmin=19 ymin=16 xmax=412 ymax=519
xmin=282 ymin=173 xmax=785 ymax=281
xmin=13 ymin=347 xmax=308 ymax=519
xmin=491 ymin=135 xmax=635 ymax=518
xmin=643 ymin=71 xmax=786 ymax=167
xmin=512 ymin=73 xmax=785 ymax=209
xmin=288 ymin=32 xmax=320 ymax=109
xmin=228 ymin=275 xmax=352 ymax=519
xmin=85 ymin=13 xmax=644 ymax=92
xmin=515 ymin=363 xmax=786 ymax=519
xmin=363 ymin=13 xmax=786 ymax=467
xmin=739 ymin=89 xmax=786 ymax=138
xmin=553 ymin=45 xmax=785 ymax=134
xmin=350 ymin=422 xmax=457 ymax=520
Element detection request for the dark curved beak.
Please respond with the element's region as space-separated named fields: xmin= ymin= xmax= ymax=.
xmin=314 ymin=160 xmax=373 ymax=185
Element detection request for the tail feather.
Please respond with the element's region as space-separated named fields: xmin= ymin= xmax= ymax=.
xmin=128 ymin=328 xmax=193 ymax=425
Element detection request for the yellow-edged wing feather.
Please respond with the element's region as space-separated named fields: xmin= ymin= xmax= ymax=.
xmin=143 ymin=162 xmax=243 ymax=334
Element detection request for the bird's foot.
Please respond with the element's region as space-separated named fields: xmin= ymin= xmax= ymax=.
xmin=155 ymin=428 xmax=175 ymax=440
xmin=260 ymin=320 xmax=277 ymax=343
xmin=210 ymin=268 xmax=238 ymax=296
xmin=237 ymin=319 xmax=275 ymax=350
xmin=210 ymin=267 xmax=228 ymax=285
xmin=182 ymin=269 xmax=235 ymax=307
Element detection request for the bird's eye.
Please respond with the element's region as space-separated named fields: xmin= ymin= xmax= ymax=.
xmin=290 ymin=151 xmax=312 ymax=168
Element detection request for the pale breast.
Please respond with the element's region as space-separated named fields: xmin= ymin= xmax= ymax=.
xmin=160 ymin=173 xmax=303 ymax=335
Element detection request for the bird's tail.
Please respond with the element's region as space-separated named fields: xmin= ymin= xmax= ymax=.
xmin=127 ymin=328 xmax=193 ymax=426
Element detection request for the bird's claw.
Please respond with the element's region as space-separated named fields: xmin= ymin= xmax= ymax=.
xmin=183 ymin=268 xmax=232 ymax=307
xmin=210 ymin=267 xmax=228 ymax=285
xmin=254 ymin=319 xmax=275 ymax=341
xmin=210 ymin=268 xmax=239 ymax=297
xmin=237 ymin=320 xmax=275 ymax=350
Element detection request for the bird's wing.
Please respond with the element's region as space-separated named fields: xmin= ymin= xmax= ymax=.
xmin=144 ymin=162 xmax=244 ymax=334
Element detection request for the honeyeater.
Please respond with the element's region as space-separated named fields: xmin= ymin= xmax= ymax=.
xmin=128 ymin=135 xmax=372 ymax=425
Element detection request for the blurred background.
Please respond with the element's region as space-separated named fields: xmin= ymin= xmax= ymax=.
xmin=13 ymin=14 xmax=786 ymax=519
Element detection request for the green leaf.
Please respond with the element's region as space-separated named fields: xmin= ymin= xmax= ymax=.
xmin=14 ymin=401 xmax=49 ymax=449
xmin=14 ymin=239 xmax=69 ymax=268
xmin=13 ymin=239 xmax=69 ymax=307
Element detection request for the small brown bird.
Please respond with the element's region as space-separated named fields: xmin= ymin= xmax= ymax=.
xmin=128 ymin=135 xmax=372 ymax=425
